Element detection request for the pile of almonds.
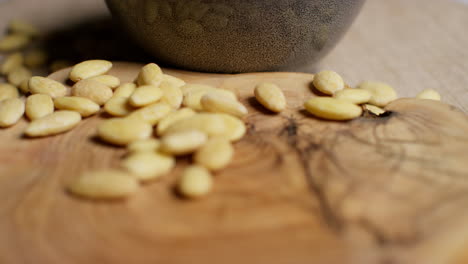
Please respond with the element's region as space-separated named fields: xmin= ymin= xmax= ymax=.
xmin=0 ymin=20 xmax=442 ymax=201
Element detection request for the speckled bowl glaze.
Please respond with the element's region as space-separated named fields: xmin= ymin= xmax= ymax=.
xmin=106 ymin=0 xmax=365 ymax=73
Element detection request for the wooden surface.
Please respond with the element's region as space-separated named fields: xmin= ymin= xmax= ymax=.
xmin=0 ymin=62 xmax=467 ymax=264
xmin=0 ymin=0 xmax=467 ymax=111
xmin=1 ymin=0 xmax=468 ymax=263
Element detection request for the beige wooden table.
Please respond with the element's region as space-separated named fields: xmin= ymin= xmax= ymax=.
xmin=1 ymin=0 xmax=467 ymax=112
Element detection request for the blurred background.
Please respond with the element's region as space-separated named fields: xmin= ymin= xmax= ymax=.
xmin=0 ymin=0 xmax=467 ymax=111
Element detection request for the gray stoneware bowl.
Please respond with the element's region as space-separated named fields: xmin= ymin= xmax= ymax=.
xmin=106 ymin=0 xmax=366 ymax=73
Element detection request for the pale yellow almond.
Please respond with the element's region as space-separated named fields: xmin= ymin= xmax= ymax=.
xmin=160 ymin=130 xmax=207 ymax=155
xmin=159 ymin=80 xmax=183 ymax=109
xmin=69 ymin=60 xmax=113 ymax=82
xmin=25 ymin=94 xmax=54 ymax=120
xmin=25 ymin=110 xmax=81 ymax=137
xmin=217 ymin=113 xmax=246 ymax=142
xmin=180 ymin=84 xmax=214 ymax=96
xmin=126 ymin=102 xmax=172 ymax=125
xmin=177 ymin=165 xmax=213 ymax=198
xmin=19 ymin=79 xmax=29 ymax=94
xmin=163 ymin=74 xmax=186 ymax=88
xmin=49 ymin=60 xmax=73 ymax=73
xmin=67 ymin=170 xmax=139 ymax=199
xmin=122 ymin=152 xmax=175 ymax=182
xmin=304 ymin=97 xmax=362 ymax=121
xmin=86 ymin=75 xmax=120 ymax=89
xmin=416 ymin=89 xmax=441 ymax=101
xmin=104 ymin=97 xmax=134 ymax=117
xmin=156 ymin=108 xmax=196 ymax=136
xmin=8 ymin=66 xmax=31 ymax=86
xmin=183 ymin=88 xmax=236 ymax=111
xmin=195 ymin=137 xmax=234 ymax=171
xmin=313 ymin=70 xmax=345 ymax=95
xmin=0 ymin=34 xmax=30 ymax=52
xmin=163 ymin=113 xmax=226 ymax=137
xmin=127 ymin=138 xmax=161 ymax=153
xmin=24 ymin=49 xmax=48 ymax=68
xmin=201 ymin=92 xmax=248 ymax=118
xmin=72 ymin=79 xmax=113 ymax=105
xmin=363 ymin=104 xmax=386 ymax=116
xmin=358 ymin=81 xmax=398 ymax=107
xmin=136 ymin=63 xmax=164 ymax=86
xmin=29 ymin=76 xmax=68 ymax=98
xmin=0 ymin=52 xmax=23 ymax=75
xmin=54 ymin=97 xmax=100 ymax=117
xmin=97 ymin=118 xmax=152 ymax=146
xmin=254 ymin=82 xmax=286 ymax=113
xmin=0 ymin=83 xmax=19 ymax=101
xmin=129 ymin=85 xmax=163 ymax=107
xmin=9 ymin=19 xmax=40 ymax=37
xmin=113 ymin=83 xmax=136 ymax=98
xmin=334 ymin=89 xmax=372 ymax=104
xmin=0 ymin=98 xmax=25 ymax=127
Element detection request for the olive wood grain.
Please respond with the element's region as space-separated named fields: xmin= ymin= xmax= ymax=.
xmin=0 ymin=62 xmax=467 ymax=264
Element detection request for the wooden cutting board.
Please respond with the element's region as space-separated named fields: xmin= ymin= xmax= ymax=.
xmin=1 ymin=62 xmax=468 ymax=264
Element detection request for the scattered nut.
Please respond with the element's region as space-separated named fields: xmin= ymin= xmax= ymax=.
xmin=104 ymin=97 xmax=134 ymax=117
xmin=156 ymin=107 xmax=196 ymax=136
xmin=25 ymin=110 xmax=82 ymax=137
xmin=54 ymin=96 xmax=100 ymax=117
xmin=313 ymin=71 xmax=345 ymax=95
xmin=122 ymin=152 xmax=175 ymax=182
xmin=113 ymin=82 xmax=137 ymax=98
xmin=254 ymin=82 xmax=286 ymax=113
xmin=129 ymin=85 xmax=163 ymax=107
xmin=69 ymin=60 xmax=113 ymax=82
xmin=416 ymin=89 xmax=441 ymax=101
xmin=0 ymin=52 xmax=23 ymax=75
xmin=127 ymin=138 xmax=161 ymax=153
xmin=29 ymin=76 xmax=68 ymax=98
xmin=163 ymin=113 xmax=226 ymax=137
xmin=304 ymin=97 xmax=363 ymax=121
xmin=126 ymin=102 xmax=172 ymax=125
xmin=25 ymin=94 xmax=54 ymax=120
xmin=201 ymin=92 xmax=248 ymax=118
xmin=358 ymin=81 xmax=398 ymax=107
xmin=0 ymin=98 xmax=25 ymax=127
xmin=334 ymin=89 xmax=372 ymax=104
xmin=72 ymin=79 xmax=113 ymax=106
xmin=86 ymin=75 xmax=120 ymax=89
xmin=0 ymin=83 xmax=20 ymax=101
xmin=0 ymin=34 xmax=30 ymax=52
xmin=8 ymin=66 xmax=32 ymax=87
xmin=195 ymin=137 xmax=234 ymax=171
xmin=160 ymin=130 xmax=207 ymax=155
xmin=97 ymin=118 xmax=153 ymax=146
xmin=177 ymin=165 xmax=213 ymax=198
xmin=136 ymin=63 xmax=164 ymax=86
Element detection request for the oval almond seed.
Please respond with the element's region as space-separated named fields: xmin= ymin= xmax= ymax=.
xmin=24 ymin=49 xmax=48 ymax=68
xmin=177 ymin=165 xmax=213 ymax=198
xmin=136 ymin=63 xmax=164 ymax=86
xmin=127 ymin=138 xmax=161 ymax=153
xmin=159 ymin=80 xmax=183 ymax=109
xmin=54 ymin=97 xmax=100 ymax=117
xmin=0 ymin=34 xmax=30 ymax=52
xmin=26 ymin=94 xmax=54 ymax=120
xmin=9 ymin=19 xmax=40 ymax=37
xmin=29 ymin=76 xmax=68 ymax=98
xmin=163 ymin=113 xmax=226 ymax=137
xmin=217 ymin=113 xmax=246 ymax=142
xmin=122 ymin=152 xmax=175 ymax=182
xmin=104 ymin=97 xmax=134 ymax=117
xmin=363 ymin=104 xmax=386 ymax=116
xmin=183 ymin=88 xmax=236 ymax=111
xmin=254 ymin=82 xmax=286 ymax=113
xmin=156 ymin=108 xmax=196 ymax=136
xmin=201 ymin=92 xmax=248 ymax=118
xmin=313 ymin=71 xmax=345 ymax=95
xmin=334 ymin=89 xmax=372 ymax=104
xmin=69 ymin=60 xmax=113 ymax=82
xmin=72 ymin=79 xmax=113 ymax=106
xmin=129 ymin=85 xmax=163 ymax=107
xmin=0 ymin=83 xmax=19 ymax=101
xmin=358 ymin=81 xmax=398 ymax=107
xmin=0 ymin=52 xmax=23 ymax=75
xmin=304 ymin=97 xmax=363 ymax=121
xmin=25 ymin=110 xmax=81 ymax=137
xmin=113 ymin=83 xmax=136 ymax=98
xmin=8 ymin=66 xmax=32 ymax=87
xmin=126 ymin=102 xmax=172 ymax=125
xmin=416 ymin=89 xmax=441 ymax=101
xmin=160 ymin=130 xmax=207 ymax=155
xmin=0 ymin=98 xmax=25 ymax=127
xmin=67 ymin=170 xmax=139 ymax=199
xmin=163 ymin=74 xmax=186 ymax=88
xmin=86 ymin=75 xmax=120 ymax=89
xmin=195 ymin=137 xmax=234 ymax=171
xmin=97 ymin=118 xmax=152 ymax=146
